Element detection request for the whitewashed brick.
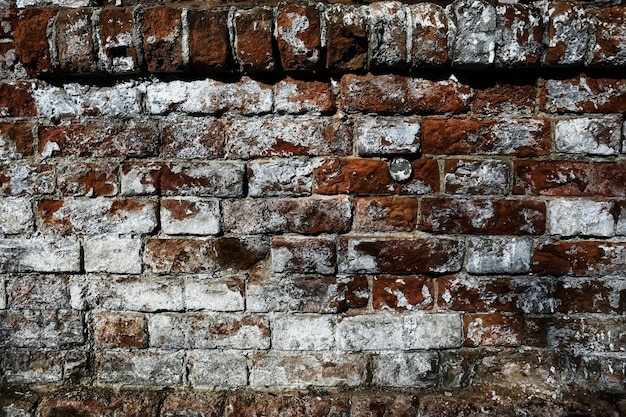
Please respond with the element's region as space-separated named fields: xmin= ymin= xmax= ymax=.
xmin=356 ymin=117 xmax=421 ymax=155
xmin=97 ymin=349 xmax=184 ymax=386
xmin=403 ymin=313 xmax=463 ymax=349
xmin=465 ymin=236 xmax=532 ymax=274
xmin=0 ymin=349 xmax=64 ymax=384
xmin=188 ymin=350 xmax=248 ymax=388
xmin=272 ymin=315 xmax=335 ymax=350
xmin=0 ymin=237 xmax=80 ymax=273
xmin=0 ymin=278 xmax=5 ymax=309
xmin=84 ymin=237 xmax=142 ymax=274
xmin=549 ymin=199 xmax=614 ymax=237
xmin=617 ymin=204 xmax=626 ymax=236
xmin=120 ymin=162 xmax=161 ymax=196
xmin=161 ymin=198 xmax=220 ymax=236
xmin=450 ymin=0 xmax=497 ymax=67
xmin=7 ymin=274 xmax=70 ymax=309
xmin=372 ymin=352 xmax=439 ymax=387
xmin=0 ymin=309 xmax=84 ymax=348
xmin=184 ymin=275 xmax=245 ymax=311
xmin=337 ymin=314 xmax=405 ymax=351
xmin=368 ymin=2 xmax=408 ymax=69
xmin=0 ymin=197 xmax=32 ymax=234
xmin=248 ymin=159 xmax=313 ymax=197
xmin=555 ymin=117 xmax=622 ymax=156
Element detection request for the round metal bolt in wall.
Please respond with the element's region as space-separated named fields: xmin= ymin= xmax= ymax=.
xmin=388 ymin=157 xmax=413 ymax=183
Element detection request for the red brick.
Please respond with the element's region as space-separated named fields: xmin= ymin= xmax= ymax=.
xmin=373 ymin=275 xmax=434 ymax=311
xmin=0 ymin=162 xmax=54 ymax=196
xmin=541 ymin=75 xmax=626 ymax=113
xmin=0 ymin=123 xmax=33 ymax=160
xmin=225 ymin=392 xmax=349 ymax=417
xmin=274 ymin=77 xmax=336 ymax=114
xmin=513 ymin=160 xmax=626 ymax=196
xmin=0 ymin=82 xmax=36 ymax=117
xmin=409 ymin=3 xmax=449 ymax=67
xmin=314 ymin=158 xmax=439 ymax=196
xmin=37 ymin=389 xmax=159 ymax=417
xmin=38 ymin=124 xmax=159 ymax=158
xmin=544 ymin=1 xmax=589 ymax=66
xmin=223 ymin=197 xmax=351 ymax=234
xmin=144 ymin=237 xmax=269 ymax=274
xmin=162 ymin=118 xmax=224 ymax=159
xmin=162 ymin=392 xmax=224 ymax=417
xmin=445 ymin=159 xmax=510 ymax=195
xmin=472 ymin=83 xmax=536 ymax=116
xmin=142 ymin=7 xmax=183 ymax=72
xmin=56 ymin=8 xmax=96 ymax=73
xmin=14 ymin=8 xmax=56 ymax=76
xmin=120 ymin=161 xmax=163 ymax=196
xmin=353 ymin=196 xmax=418 ymax=232
xmin=532 ymin=241 xmax=626 ymax=276
xmin=325 ymin=4 xmax=367 ymax=72
xmin=587 ymin=6 xmax=626 ymax=66
xmin=57 ymin=162 xmax=119 ymax=197
xmin=341 ymin=74 xmax=471 ymax=114
xmin=464 ymin=313 xmax=525 ymax=347
xmin=495 ymin=4 xmax=543 ymax=67
xmin=422 ymin=117 xmax=550 ymax=157
xmin=271 ymin=236 xmax=336 ymax=274
xmin=98 ymin=7 xmax=139 ymax=73
xmin=160 ymin=162 xmax=244 ymax=197
xmin=420 ymin=198 xmax=546 ymax=235
xmin=93 ymin=312 xmax=148 ymax=349
xmin=438 ymin=276 xmax=515 ymax=313
xmin=276 ymin=4 xmax=322 ymax=72
xmin=233 ymin=7 xmax=275 ymax=72
xmin=188 ymin=9 xmax=233 ymax=73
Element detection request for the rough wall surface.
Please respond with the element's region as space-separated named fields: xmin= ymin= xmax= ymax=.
xmin=1 ymin=0 xmax=626 ymax=415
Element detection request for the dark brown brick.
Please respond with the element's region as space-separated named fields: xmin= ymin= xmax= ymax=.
xmin=188 ymin=9 xmax=233 ymax=73
xmin=351 ymin=393 xmax=417 ymax=417
xmin=325 ymin=4 xmax=367 ymax=72
xmin=14 ymin=8 xmax=56 ymax=76
xmin=276 ymin=4 xmax=322 ymax=72
xmin=160 ymin=162 xmax=244 ymax=197
xmin=57 ymin=162 xmax=119 ymax=197
xmin=532 ymin=241 xmax=626 ymax=276
xmin=38 ymin=389 xmax=160 ymax=417
xmin=142 ymin=7 xmax=183 ymax=72
xmin=225 ymin=392 xmax=349 ymax=417
xmin=0 ymin=82 xmax=36 ymax=117
xmin=0 ymin=123 xmax=34 ymax=160
xmin=373 ymin=275 xmax=434 ymax=311
xmin=162 ymin=392 xmax=224 ymax=417
xmin=56 ymin=8 xmax=96 ymax=73
xmin=463 ymin=313 xmax=525 ymax=347
xmin=472 ymin=83 xmax=536 ymax=116
xmin=353 ymin=196 xmax=418 ymax=232
xmin=98 ymin=7 xmax=139 ymax=73
xmin=93 ymin=312 xmax=148 ymax=349
xmin=233 ymin=7 xmax=275 ymax=72
xmin=274 ymin=77 xmax=336 ymax=114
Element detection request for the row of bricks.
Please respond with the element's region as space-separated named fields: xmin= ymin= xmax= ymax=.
xmin=3 ymin=74 xmax=626 ymax=118
xmin=9 ymin=0 xmax=626 ymax=77
xmin=2 ymin=272 xmax=625 ymax=315
xmin=2 ymin=231 xmax=626 ymax=275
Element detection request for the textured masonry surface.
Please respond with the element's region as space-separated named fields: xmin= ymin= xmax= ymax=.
xmin=1 ymin=0 xmax=626 ymax=415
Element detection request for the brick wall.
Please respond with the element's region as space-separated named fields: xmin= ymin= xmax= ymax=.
xmin=1 ymin=0 xmax=626 ymax=415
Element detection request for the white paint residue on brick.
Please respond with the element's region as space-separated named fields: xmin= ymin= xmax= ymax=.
xmin=549 ymin=199 xmax=614 ymax=237
xmin=555 ymin=117 xmax=621 ymax=156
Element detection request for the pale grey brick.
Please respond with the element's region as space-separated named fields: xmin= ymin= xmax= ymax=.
xmin=372 ymin=352 xmax=439 ymax=388
xmin=97 ymin=349 xmax=184 ymax=386
xmin=272 ymin=315 xmax=335 ymax=351
xmin=0 ymin=310 xmax=84 ymax=348
xmin=555 ymin=117 xmax=622 ymax=156
xmin=184 ymin=275 xmax=245 ymax=312
xmin=84 ymin=237 xmax=142 ymax=274
xmin=0 ymin=197 xmax=32 ymax=234
xmin=549 ymin=199 xmax=614 ymax=237
xmin=161 ymin=198 xmax=220 ymax=236
xmin=369 ymin=2 xmax=408 ymax=69
xmin=0 ymin=349 xmax=64 ymax=384
xmin=7 ymin=274 xmax=70 ymax=309
xmin=187 ymin=350 xmax=248 ymax=388
xmin=465 ymin=236 xmax=532 ymax=274
xmin=248 ymin=159 xmax=313 ymax=197
xmin=0 ymin=238 xmax=80 ymax=273
xmin=403 ymin=313 xmax=463 ymax=349
xmin=449 ymin=0 xmax=496 ymax=67
xmin=336 ymin=314 xmax=405 ymax=351
xmin=356 ymin=117 xmax=420 ymax=155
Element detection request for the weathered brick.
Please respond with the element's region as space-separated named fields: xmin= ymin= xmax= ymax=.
xmin=84 ymin=237 xmax=142 ymax=274
xmin=0 ymin=278 xmax=5 ymax=310
xmin=14 ymin=8 xmax=56 ymax=76
xmin=587 ymin=6 xmax=626 ymax=66
xmin=93 ymin=312 xmax=148 ymax=349
xmin=325 ymin=4 xmax=367 ymax=72
xmin=188 ymin=350 xmax=248 ymax=388
xmin=250 ymin=352 xmax=367 ymax=388
xmin=554 ymin=277 xmax=626 ymax=314
xmin=514 ymin=160 xmax=626 ymax=196
xmin=341 ymin=74 xmax=471 ymax=114
xmin=548 ymin=199 xmax=614 ymax=237
xmin=120 ymin=161 xmax=162 ymax=196
xmin=351 ymin=394 xmax=417 ymax=417
xmin=7 ymin=274 xmax=69 ymax=310
xmin=233 ymin=7 xmax=275 ymax=72
xmin=225 ymin=117 xmax=351 ymax=159
xmin=248 ymin=158 xmax=313 ymax=197
xmin=149 ymin=313 xmax=269 ymax=349
xmin=0 ymin=389 xmax=39 ymax=415
xmin=314 ymin=158 xmax=439 ymax=196
xmin=422 ymin=117 xmax=550 ymax=156
xmin=247 ymin=274 xmax=368 ymax=313
xmin=0 ymin=349 xmax=64 ymax=384
xmin=276 ymin=4 xmax=322 ymax=72
xmin=0 ymin=237 xmax=80 ymax=273
xmin=38 ymin=199 xmax=157 ymax=235
xmin=0 ymin=162 xmax=54 ymax=196
xmin=355 ymin=117 xmax=420 ymax=156
xmin=450 ymin=0 xmax=496 ymax=67
xmin=162 ymin=118 xmax=224 ymax=159
xmin=0 ymin=309 xmax=84 ymax=348
xmin=353 ymin=197 xmax=418 ymax=232
xmin=272 ymin=235 xmax=336 ymax=275
xmin=96 ymin=7 xmax=139 ymax=73
xmin=161 ymin=392 xmax=224 ymax=417
xmin=464 ymin=313 xmax=525 ymax=347
xmin=554 ymin=116 xmax=622 ymax=155
xmin=37 ymin=389 xmax=159 ymax=417
xmin=0 ymin=123 xmax=34 ymax=161
xmin=0 ymin=197 xmax=33 ymax=234
xmin=160 ymin=162 xmax=244 ymax=197
xmin=369 ymin=1 xmax=408 ymax=69
xmin=184 ymin=275 xmax=245 ymax=312
xmin=225 ymin=392 xmax=349 ymax=417
xmin=161 ymin=197 xmax=220 ymax=236
xmin=445 ymin=159 xmax=510 ymax=195
xmin=495 ymin=4 xmax=543 ymax=67
xmin=532 ymin=241 xmax=626 ymax=276
xmin=38 ymin=123 xmax=159 ymax=158
xmin=146 ymin=77 xmax=273 ymax=115
xmin=188 ymin=9 xmax=233 ymax=73
xmin=145 ymin=236 xmax=269 ymax=274
xmin=372 ymin=352 xmax=438 ymax=388
xmin=97 ymin=349 xmax=184 ymax=386
xmin=272 ymin=315 xmax=335 ymax=350
xmin=274 ymin=78 xmax=336 ymax=114
xmin=465 ymin=236 xmax=532 ymax=274
xmin=0 ymin=82 xmax=35 ymax=117
xmin=57 ymin=161 xmax=119 ymax=197
xmin=373 ymin=275 xmax=434 ymax=311
xmin=142 ymin=7 xmax=183 ymax=72
xmin=420 ymin=198 xmax=546 ymax=235
xmin=618 ymin=202 xmax=626 ymax=235
xmin=574 ymin=355 xmax=626 ymax=393
xmin=541 ymin=76 xmax=626 ymax=113
xmin=222 ymin=197 xmax=351 ymax=234
xmin=472 ymin=83 xmax=536 ymax=116
xmin=338 ymin=237 xmax=464 ymax=275
xmin=544 ymin=1 xmax=590 ymax=66
xmin=409 ymin=3 xmax=449 ymax=67
xmin=56 ymin=8 xmax=96 ymax=73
